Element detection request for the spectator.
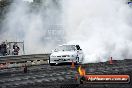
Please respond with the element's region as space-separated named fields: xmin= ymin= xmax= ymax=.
xmin=6 ymin=42 xmax=10 ymax=55
xmin=13 ymin=43 xmax=20 ymax=55
xmin=1 ymin=42 xmax=7 ymax=56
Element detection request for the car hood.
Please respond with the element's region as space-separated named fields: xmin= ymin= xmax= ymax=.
xmin=51 ymin=51 xmax=77 ymax=56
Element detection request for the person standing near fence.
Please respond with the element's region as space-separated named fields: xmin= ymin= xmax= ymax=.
xmin=13 ymin=43 xmax=20 ymax=55
xmin=1 ymin=42 xmax=7 ymax=56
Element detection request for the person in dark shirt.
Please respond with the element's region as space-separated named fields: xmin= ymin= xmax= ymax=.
xmin=13 ymin=43 xmax=17 ymax=50
xmin=1 ymin=42 xmax=7 ymax=56
xmin=13 ymin=43 xmax=20 ymax=55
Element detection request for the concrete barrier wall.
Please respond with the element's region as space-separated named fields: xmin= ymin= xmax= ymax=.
xmin=0 ymin=54 xmax=50 ymax=68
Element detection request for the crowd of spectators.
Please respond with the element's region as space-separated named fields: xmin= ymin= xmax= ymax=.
xmin=0 ymin=42 xmax=20 ymax=56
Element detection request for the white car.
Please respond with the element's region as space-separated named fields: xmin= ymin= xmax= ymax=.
xmin=49 ymin=44 xmax=84 ymax=65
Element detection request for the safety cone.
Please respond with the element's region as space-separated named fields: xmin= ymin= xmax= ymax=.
xmin=71 ymin=60 xmax=75 ymax=68
xmin=109 ymin=57 xmax=113 ymax=64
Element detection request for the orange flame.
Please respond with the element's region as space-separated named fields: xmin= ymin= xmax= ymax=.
xmin=78 ymin=66 xmax=86 ymax=76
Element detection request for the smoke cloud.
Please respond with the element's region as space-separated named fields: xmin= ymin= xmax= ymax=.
xmin=62 ymin=0 xmax=132 ymax=63
xmin=1 ymin=0 xmax=132 ymax=63
xmin=1 ymin=0 xmax=63 ymax=54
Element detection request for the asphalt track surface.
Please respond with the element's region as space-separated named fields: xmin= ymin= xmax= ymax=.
xmin=0 ymin=59 xmax=132 ymax=88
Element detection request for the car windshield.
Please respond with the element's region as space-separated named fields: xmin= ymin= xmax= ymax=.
xmin=56 ymin=45 xmax=76 ymax=51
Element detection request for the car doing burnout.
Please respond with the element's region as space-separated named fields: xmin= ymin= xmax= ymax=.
xmin=49 ymin=44 xmax=84 ymax=65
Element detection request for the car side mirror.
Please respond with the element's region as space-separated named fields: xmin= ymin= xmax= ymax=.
xmin=80 ymin=49 xmax=82 ymax=50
